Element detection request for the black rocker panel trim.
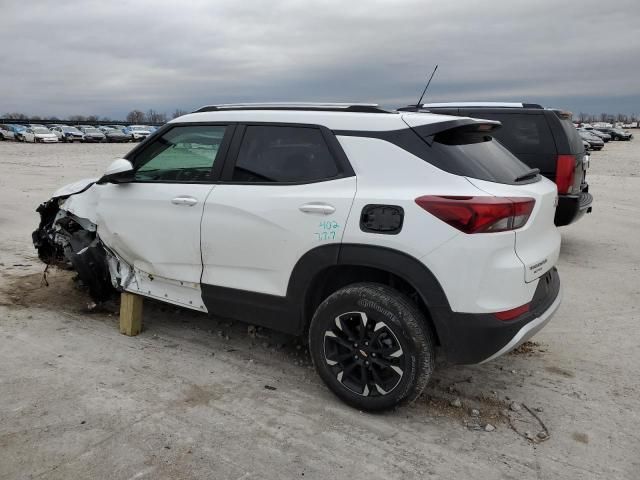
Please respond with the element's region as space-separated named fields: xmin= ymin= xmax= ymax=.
xmin=201 ymin=244 xmax=341 ymax=335
xmin=200 ymin=244 xmax=452 ymax=343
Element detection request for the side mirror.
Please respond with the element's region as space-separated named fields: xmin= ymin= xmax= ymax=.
xmin=99 ymin=158 xmax=135 ymax=184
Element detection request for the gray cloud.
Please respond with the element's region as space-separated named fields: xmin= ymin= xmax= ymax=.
xmin=1 ymin=0 xmax=639 ymax=118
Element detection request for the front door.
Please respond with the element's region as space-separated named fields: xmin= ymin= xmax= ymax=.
xmin=95 ymin=123 xmax=233 ymax=310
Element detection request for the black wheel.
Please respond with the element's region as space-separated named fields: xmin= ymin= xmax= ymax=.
xmin=309 ymin=283 xmax=434 ymax=411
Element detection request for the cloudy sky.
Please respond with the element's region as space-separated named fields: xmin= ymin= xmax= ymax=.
xmin=1 ymin=0 xmax=639 ymax=119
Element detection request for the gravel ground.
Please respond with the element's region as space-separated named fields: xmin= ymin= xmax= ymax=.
xmin=0 ymin=139 xmax=639 ymax=479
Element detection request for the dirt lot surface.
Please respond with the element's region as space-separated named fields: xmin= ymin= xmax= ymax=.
xmin=1 ymin=140 xmax=639 ymax=479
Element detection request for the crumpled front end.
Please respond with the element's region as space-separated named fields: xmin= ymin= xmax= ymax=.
xmin=32 ymin=195 xmax=113 ymax=302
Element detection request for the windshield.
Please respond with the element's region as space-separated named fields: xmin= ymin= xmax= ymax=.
xmin=33 ymin=127 xmax=50 ymax=134
xmin=130 ymin=126 xmax=147 ymax=131
xmin=63 ymin=127 xmax=81 ymax=133
xmin=83 ymin=128 xmax=99 ymax=133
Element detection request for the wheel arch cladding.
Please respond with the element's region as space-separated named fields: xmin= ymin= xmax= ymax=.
xmin=290 ymin=244 xmax=451 ymax=346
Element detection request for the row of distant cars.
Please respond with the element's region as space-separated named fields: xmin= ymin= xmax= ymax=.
xmin=0 ymin=123 xmax=158 ymax=143
xmin=574 ymin=124 xmax=634 ymax=151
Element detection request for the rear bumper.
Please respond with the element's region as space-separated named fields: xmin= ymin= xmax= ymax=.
xmin=555 ymin=191 xmax=593 ymax=226
xmin=436 ymin=267 xmax=561 ymax=364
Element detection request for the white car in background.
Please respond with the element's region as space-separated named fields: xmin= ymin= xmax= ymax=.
xmin=126 ymin=125 xmax=152 ymax=141
xmin=23 ymin=126 xmax=59 ymax=143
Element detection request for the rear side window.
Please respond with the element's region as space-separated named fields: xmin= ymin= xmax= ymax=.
xmin=232 ymin=126 xmax=339 ymax=183
xmin=473 ymin=113 xmax=556 ymax=155
xmin=412 ymin=124 xmax=537 ymax=185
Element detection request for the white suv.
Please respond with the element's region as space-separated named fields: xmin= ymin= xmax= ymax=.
xmin=33 ymin=103 xmax=562 ymax=411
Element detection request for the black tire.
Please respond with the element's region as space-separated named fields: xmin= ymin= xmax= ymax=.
xmin=308 ymin=282 xmax=434 ymax=411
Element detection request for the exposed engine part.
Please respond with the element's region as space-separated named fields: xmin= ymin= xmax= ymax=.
xmin=32 ymin=200 xmax=114 ymax=302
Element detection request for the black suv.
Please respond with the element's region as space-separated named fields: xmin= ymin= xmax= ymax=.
xmin=595 ymin=127 xmax=633 ymax=141
xmin=400 ymin=103 xmax=593 ymax=226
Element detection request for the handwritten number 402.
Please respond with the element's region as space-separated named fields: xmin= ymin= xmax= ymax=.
xmin=318 ymin=221 xmax=339 ymax=230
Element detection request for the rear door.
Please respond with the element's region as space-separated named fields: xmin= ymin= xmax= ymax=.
xmin=201 ymin=124 xmax=357 ymax=298
xmin=405 ymin=117 xmax=561 ymax=283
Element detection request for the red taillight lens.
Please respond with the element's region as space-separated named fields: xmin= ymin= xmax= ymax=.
xmin=415 ymin=196 xmax=535 ymax=234
xmin=494 ymin=303 xmax=530 ymax=321
xmin=555 ymin=154 xmax=576 ymax=194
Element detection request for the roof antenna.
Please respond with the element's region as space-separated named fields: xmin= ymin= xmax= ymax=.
xmin=415 ymin=65 xmax=438 ymax=108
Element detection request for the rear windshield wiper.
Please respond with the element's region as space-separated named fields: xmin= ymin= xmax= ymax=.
xmin=514 ymin=168 xmax=540 ymax=182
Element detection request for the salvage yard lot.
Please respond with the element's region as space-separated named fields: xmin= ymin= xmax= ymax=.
xmin=1 ymin=141 xmax=639 ymax=479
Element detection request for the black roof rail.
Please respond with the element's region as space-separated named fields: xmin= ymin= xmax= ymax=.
xmin=398 ymin=102 xmax=544 ymax=111
xmin=192 ymin=103 xmax=390 ymax=114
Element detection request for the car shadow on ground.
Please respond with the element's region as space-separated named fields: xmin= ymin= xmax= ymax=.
xmin=1 ymin=266 xmax=554 ymax=442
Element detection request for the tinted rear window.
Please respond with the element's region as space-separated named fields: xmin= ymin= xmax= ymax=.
xmin=412 ymin=125 xmax=537 ymax=184
xmin=468 ymin=113 xmax=556 ymax=155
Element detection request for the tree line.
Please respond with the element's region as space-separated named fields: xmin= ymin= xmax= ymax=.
xmin=577 ymin=112 xmax=638 ymax=124
xmin=2 ymin=109 xmax=190 ymax=124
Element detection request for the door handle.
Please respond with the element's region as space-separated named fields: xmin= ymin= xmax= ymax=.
xmin=299 ymin=203 xmax=336 ymax=215
xmin=171 ymin=196 xmax=198 ymax=206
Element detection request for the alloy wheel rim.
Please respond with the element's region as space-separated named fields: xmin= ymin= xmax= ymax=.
xmin=323 ymin=311 xmax=406 ymax=397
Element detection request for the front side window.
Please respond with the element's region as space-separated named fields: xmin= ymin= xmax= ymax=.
xmin=232 ymin=126 xmax=339 ymax=183
xmin=134 ymin=125 xmax=227 ymax=182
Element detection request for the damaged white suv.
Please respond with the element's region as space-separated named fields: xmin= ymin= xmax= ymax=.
xmin=33 ymin=103 xmax=562 ymax=411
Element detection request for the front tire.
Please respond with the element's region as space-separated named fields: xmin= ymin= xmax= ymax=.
xmin=309 ymin=283 xmax=434 ymax=411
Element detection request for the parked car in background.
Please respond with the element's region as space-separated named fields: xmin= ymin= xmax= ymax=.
xmin=32 ymin=103 xmax=562 ymax=411
xmin=23 ymin=127 xmax=59 ymax=143
xmin=0 ymin=124 xmax=18 ymax=140
xmin=98 ymin=126 xmax=130 ymax=143
xmin=582 ymin=139 xmax=590 ymax=152
xmin=578 ymin=129 xmax=604 ymax=151
xmin=404 ymin=102 xmax=593 ymax=226
xmin=13 ymin=125 xmax=28 ymax=142
xmin=125 ymin=125 xmax=152 ymax=141
xmin=78 ymin=126 xmax=106 ymax=142
xmin=105 ymin=125 xmax=128 ymax=133
xmin=586 ymin=129 xmax=611 ymax=142
xmin=596 ymin=127 xmax=633 ymax=141
xmin=51 ymin=126 xmax=85 ymax=143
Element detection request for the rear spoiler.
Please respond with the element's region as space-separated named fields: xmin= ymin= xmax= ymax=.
xmin=402 ymin=116 xmax=502 ymax=145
